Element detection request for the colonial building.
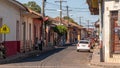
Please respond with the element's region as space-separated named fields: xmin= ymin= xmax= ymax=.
xmin=44 ymin=16 xmax=84 ymax=46
xmin=53 ymin=17 xmax=83 ymax=44
xmin=87 ymin=0 xmax=120 ymax=63
xmin=21 ymin=8 xmax=42 ymax=52
xmin=0 ymin=0 xmax=43 ymax=56
xmin=0 ymin=0 xmax=27 ymax=56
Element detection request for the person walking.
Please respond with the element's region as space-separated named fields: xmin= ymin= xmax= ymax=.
xmin=35 ymin=37 xmax=39 ymax=50
xmin=38 ymin=39 xmax=42 ymax=51
xmin=41 ymin=39 xmax=44 ymax=51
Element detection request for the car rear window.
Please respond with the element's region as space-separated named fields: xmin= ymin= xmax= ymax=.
xmin=79 ymin=41 xmax=89 ymax=44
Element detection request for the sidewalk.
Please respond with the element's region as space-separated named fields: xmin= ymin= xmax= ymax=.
xmin=0 ymin=46 xmax=54 ymax=64
xmin=90 ymin=47 xmax=120 ymax=68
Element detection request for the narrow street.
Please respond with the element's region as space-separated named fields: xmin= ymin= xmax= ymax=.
xmin=0 ymin=45 xmax=102 ymax=68
xmin=0 ymin=0 xmax=120 ymax=67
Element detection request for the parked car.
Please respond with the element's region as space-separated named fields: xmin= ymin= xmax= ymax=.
xmin=76 ymin=40 xmax=91 ymax=52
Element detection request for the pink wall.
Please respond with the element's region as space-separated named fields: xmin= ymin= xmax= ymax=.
xmin=33 ymin=18 xmax=43 ymax=41
xmin=5 ymin=41 xmax=20 ymax=57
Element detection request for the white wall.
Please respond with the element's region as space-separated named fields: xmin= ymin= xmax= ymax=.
xmin=104 ymin=0 xmax=119 ymax=62
xmin=0 ymin=0 xmax=21 ymax=41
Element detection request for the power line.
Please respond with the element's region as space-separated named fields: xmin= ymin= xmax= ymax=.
xmin=45 ymin=9 xmax=89 ymax=12
xmin=46 ymin=2 xmax=66 ymax=8
xmin=74 ymin=11 xmax=89 ymax=12
xmin=46 ymin=2 xmax=88 ymax=10
xmin=69 ymin=7 xmax=88 ymax=9
xmin=45 ymin=9 xmax=57 ymax=11
xmin=46 ymin=2 xmax=61 ymax=7
xmin=55 ymin=0 xmax=67 ymax=24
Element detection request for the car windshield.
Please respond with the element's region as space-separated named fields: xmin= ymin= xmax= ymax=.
xmin=79 ymin=41 xmax=89 ymax=44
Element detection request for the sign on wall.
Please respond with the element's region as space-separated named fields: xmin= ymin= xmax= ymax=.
xmin=0 ymin=24 xmax=10 ymax=34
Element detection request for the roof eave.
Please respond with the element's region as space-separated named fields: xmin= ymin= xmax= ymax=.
xmin=9 ymin=0 xmax=27 ymax=10
xmin=87 ymin=0 xmax=99 ymax=15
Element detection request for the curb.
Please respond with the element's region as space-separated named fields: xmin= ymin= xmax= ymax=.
xmin=90 ymin=49 xmax=120 ymax=68
xmin=90 ymin=62 xmax=120 ymax=68
xmin=0 ymin=51 xmax=39 ymax=64
xmin=0 ymin=47 xmax=55 ymax=64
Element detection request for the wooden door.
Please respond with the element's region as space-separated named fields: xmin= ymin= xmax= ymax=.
xmin=110 ymin=11 xmax=120 ymax=53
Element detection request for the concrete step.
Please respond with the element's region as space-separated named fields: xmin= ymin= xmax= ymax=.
xmin=108 ymin=58 xmax=120 ymax=63
xmin=113 ymin=54 xmax=120 ymax=58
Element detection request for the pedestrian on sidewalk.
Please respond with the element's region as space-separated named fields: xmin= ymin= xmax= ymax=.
xmin=38 ymin=39 xmax=42 ymax=51
xmin=0 ymin=42 xmax=6 ymax=59
xmin=35 ymin=37 xmax=39 ymax=50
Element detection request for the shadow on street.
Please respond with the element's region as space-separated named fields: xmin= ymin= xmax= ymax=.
xmin=5 ymin=45 xmax=72 ymax=64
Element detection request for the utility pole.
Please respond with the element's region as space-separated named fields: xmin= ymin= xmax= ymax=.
xmin=78 ymin=16 xmax=82 ymax=40
xmin=66 ymin=6 xmax=69 ymax=24
xmin=42 ymin=0 xmax=46 ymax=42
xmin=86 ymin=20 xmax=90 ymax=38
xmin=55 ymin=0 xmax=67 ymax=24
xmin=66 ymin=6 xmax=72 ymax=25
xmin=66 ymin=5 xmax=71 ymax=43
xmin=79 ymin=17 xmax=83 ymax=25
xmin=42 ymin=0 xmax=45 ymax=17
xmin=98 ymin=0 xmax=104 ymax=62
xmin=86 ymin=20 xmax=90 ymax=29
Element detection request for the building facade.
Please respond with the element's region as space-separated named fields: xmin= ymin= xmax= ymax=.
xmin=103 ymin=0 xmax=120 ymax=63
xmin=87 ymin=0 xmax=120 ymax=63
xmin=0 ymin=0 xmax=28 ymax=56
xmin=0 ymin=0 xmax=43 ymax=56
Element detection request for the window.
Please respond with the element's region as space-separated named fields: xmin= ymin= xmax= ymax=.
xmin=22 ymin=22 xmax=26 ymax=49
xmin=22 ymin=22 xmax=26 ymax=41
xmin=110 ymin=11 xmax=120 ymax=53
xmin=29 ymin=24 xmax=31 ymax=40
xmin=16 ymin=21 xmax=19 ymax=41
xmin=0 ymin=18 xmax=2 ymax=41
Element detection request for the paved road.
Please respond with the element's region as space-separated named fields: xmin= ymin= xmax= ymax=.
xmin=0 ymin=45 xmax=102 ymax=68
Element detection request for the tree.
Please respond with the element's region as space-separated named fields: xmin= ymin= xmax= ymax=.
xmin=52 ymin=25 xmax=67 ymax=46
xmin=53 ymin=25 xmax=67 ymax=36
xmin=23 ymin=1 xmax=41 ymax=13
xmin=63 ymin=16 xmax=78 ymax=25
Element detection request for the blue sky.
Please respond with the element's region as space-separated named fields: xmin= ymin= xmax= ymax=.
xmin=17 ymin=0 xmax=98 ymax=27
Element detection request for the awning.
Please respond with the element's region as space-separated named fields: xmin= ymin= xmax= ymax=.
xmin=91 ymin=0 xmax=99 ymax=8
xmin=87 ymin=0 xmax=100 ymax=15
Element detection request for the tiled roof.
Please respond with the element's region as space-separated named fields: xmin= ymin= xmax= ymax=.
xmin=9 ymin=0 xmax=27 ymax=10
xmin=10 ymin=0 xmax=42 ymax=17
xmin=53 ymin=17 xmax=83 ymax=29
xmin=27 ymin=8 xmax=41 ymax=17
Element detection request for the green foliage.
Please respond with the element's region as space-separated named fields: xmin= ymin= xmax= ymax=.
xmin=63 ymin=16 xmax=78 ymax=25
xmin=63 ymin=16 xmax=70 ymax=20
xmin=23 ymin=1 xmax=41 ymax=13
xmin=53 ymin=25 xmax=67 ymax=36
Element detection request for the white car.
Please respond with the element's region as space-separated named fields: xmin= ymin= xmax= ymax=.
xmin=76 ymin=40 xmax=91 ymax=52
